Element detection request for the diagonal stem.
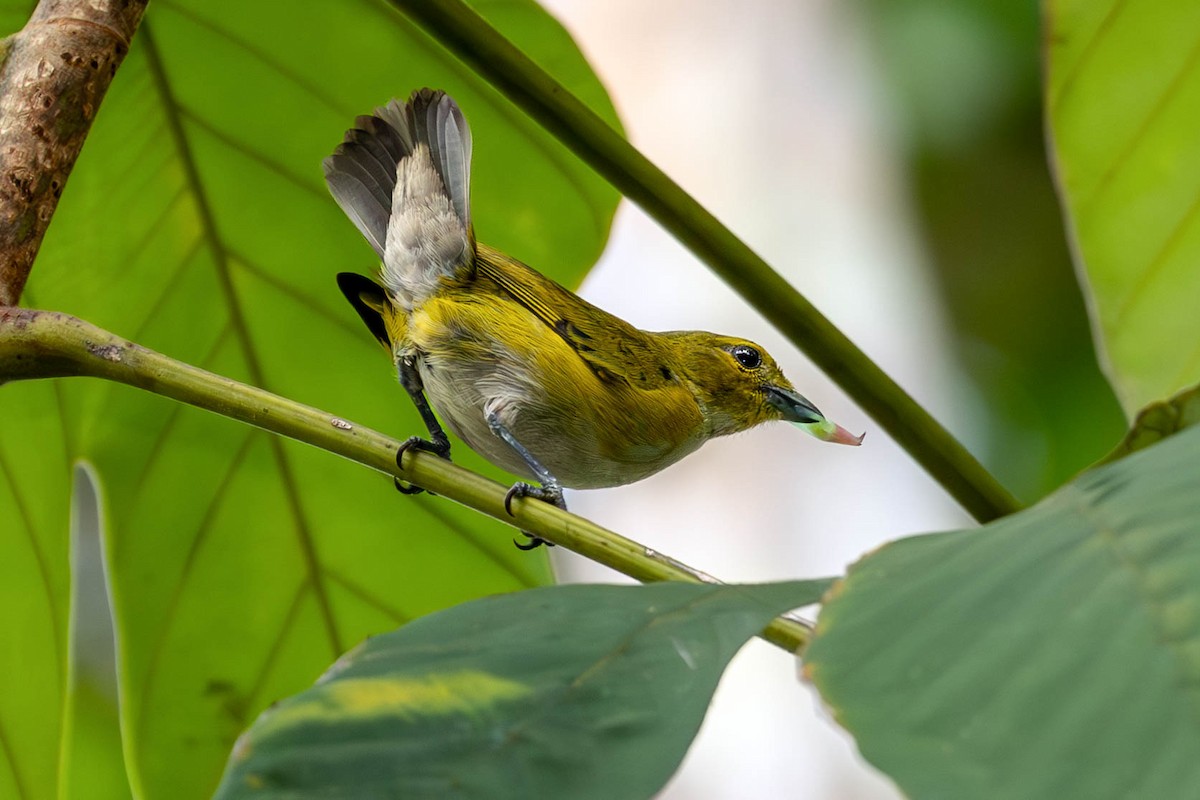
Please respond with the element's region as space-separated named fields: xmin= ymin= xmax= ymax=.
xmin=0 ymin=307 xmax=817 ymax=654
xmin=384 ymin=0 xmax=1021 ymax=523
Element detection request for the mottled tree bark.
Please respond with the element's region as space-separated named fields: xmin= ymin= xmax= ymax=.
xmin=0 ymin=0 xmax=147 ymax=306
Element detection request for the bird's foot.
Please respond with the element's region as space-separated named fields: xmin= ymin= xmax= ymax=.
xmin=503 ymin=481 xmax=564 ymax=515
xmin=393 ymin=435 xmax=451 ymax=495
xmin=504 ymin=482 xmax=565 ymax=550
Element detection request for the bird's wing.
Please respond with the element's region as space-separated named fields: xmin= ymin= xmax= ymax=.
xmin=474 ymin=245 xmax=675 ymax=389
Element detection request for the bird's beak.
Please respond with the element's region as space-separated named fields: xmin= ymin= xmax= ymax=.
xmin=765 ymin=385 xmax=865 ymax=446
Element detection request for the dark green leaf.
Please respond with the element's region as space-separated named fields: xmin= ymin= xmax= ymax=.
xmin=215 ymin=580 xmax=830 ymax=800
xmin=806 ymin=425 xmax=1200 ymax=798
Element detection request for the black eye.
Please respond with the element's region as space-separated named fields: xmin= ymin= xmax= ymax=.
xmin=731 ymin=345 xmax=761 ymax=369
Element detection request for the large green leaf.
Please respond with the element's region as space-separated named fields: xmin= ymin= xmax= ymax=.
xmin=1 ymin=1 xmax=620 ymax=798
xmin=0 ymin=378 xmax=71 ymax=800
xmin=213 ymin=580 xmax=831 ymax=800
xmin=1047 ymin=0 xmax=1200 ymax=415
xmin=805 ymin=424 xmax=1200 ymax=798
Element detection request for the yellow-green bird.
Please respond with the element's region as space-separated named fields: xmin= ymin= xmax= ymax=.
xmin=325 ymin=89 xmax=861 ymax=548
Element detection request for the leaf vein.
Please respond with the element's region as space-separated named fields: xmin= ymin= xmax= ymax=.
xmin=154 ymin=0 xmax=354 ymax=117
xmin=126 ymin=321 xmax=234 ymax=500
xmin=379 ymin=6 xmax=611 ymax=245
xmin=133 ymin=429 xmax=258 ymax=751
xmin=120 ymin=183 xmax=191 ymax=276
xmin=227 ymin=251 xmax=364 ymax=341
xmin=1050 ymin=0 xmax=1128 ymax=114
xmin=129 ymin=234 xmax=206 ymax=344
xmin=143 ymin=22 xmax=343 ymax=657
xmin=180 ymin=107 xmax=329 ymax=202
xmin=1077 ymin=26 xmax=1200 ymax=212
xmin=410 ymin=494 xmax=543 ymax=589
xmin=243 ymin=580 xmax=313 ymax=717
xmin=1112 ymin=176 xmax=1200 ymax=326
xmin=324 ymin=568 xmax=413 ymax=626
xmin=0 ymin=426 xmax=65 ymax=688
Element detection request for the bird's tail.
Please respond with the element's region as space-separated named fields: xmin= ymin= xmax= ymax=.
xmin=323 ymin=89 xmax=474 ymax=309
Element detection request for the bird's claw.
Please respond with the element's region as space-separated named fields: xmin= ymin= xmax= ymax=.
xmin=393 ymin=435 xmax=452 ymax=495
xmin=393 ymin=478 xmax=424 ymax=495
xmin=503 ymin=482 xmax=565 ymax=551
xmin=513 ymin=532 xmax=553 ymax=550
xmin=503 ymin=481 xmax=565 ymax=516
xmin=397 ymin=434 xmax=452 ymax=461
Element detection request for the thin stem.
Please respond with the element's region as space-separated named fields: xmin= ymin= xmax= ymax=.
xmin=385 ymin=0 xmax=1021 ymax=523
xmin=0 ymin=307 xmax=815 ymax=653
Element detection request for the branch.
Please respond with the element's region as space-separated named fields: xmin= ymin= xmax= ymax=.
xmin=0 ymin=0 xmax=147 ymax=306
xmin=0 ymin=307 xmax=816 ymax=653
xmin=385 ymin=0 xmax=1022 ymax=523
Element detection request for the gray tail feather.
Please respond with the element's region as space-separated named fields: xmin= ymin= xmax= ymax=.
xmin=323 ymin=89 xmax=472 ymax=259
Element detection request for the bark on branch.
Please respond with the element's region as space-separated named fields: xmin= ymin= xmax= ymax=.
xmin=0 ymin=0 xmax=147 ymax=306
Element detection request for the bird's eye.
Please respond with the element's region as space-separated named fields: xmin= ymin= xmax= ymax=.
xmin=731 ymin=345 xmax=761 ymax=369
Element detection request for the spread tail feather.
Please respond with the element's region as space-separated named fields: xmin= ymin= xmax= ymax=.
xmin=324 ymin=89 xmax=474 ymax=308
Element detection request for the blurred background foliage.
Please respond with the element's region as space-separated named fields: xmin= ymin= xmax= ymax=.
xmin=863 ymin=0 xmax=1125 ymax=502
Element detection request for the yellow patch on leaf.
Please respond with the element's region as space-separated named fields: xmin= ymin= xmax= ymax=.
xmin=252 ymin=669 xmax=533 ymax=739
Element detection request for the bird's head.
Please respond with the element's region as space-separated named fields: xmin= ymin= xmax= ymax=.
xmin=667 ymin=332 xmax=863 ymax=446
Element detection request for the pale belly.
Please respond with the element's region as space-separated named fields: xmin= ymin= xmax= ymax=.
xmin=416 ymin=357 xmax=703 ymax=490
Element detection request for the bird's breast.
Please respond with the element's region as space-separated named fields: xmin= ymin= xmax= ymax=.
xmin=407 ymin=293 xmax=706 ymax=489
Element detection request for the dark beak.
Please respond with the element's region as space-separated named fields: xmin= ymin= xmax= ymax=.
xmin=765 ymin=385 xmax=865 ymax=446
xmin=765 ymin=385 xmax=824 ymax=424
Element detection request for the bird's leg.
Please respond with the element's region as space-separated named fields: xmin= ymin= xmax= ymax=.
xmin=394 ymin=357 xmax=451 ymax=495
xmin=484 ymin=407 xmax=564 ymax=550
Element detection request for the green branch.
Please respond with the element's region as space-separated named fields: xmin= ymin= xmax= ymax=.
xmin=0 ymin=307 xmax=815 ymax=653
xmin=386 ymin=0 xmax=1021 ymax=523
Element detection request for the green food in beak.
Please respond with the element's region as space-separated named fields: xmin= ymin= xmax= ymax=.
xmin=766 ymin=385 xmax=864 ymax=446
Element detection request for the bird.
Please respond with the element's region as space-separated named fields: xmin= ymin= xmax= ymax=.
xmin=324 ymin=89 xmax=862 ymax=548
